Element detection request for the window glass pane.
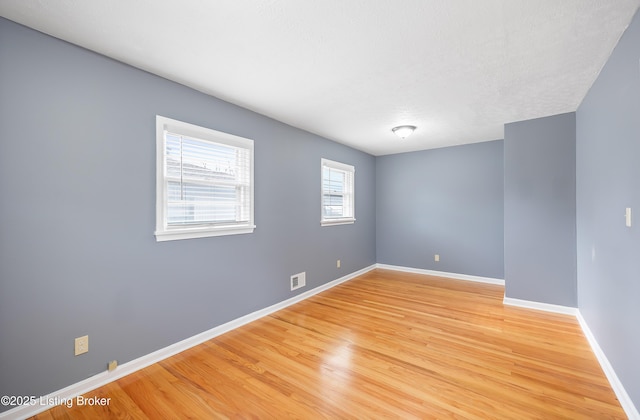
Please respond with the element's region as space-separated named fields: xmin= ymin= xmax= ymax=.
xmin=323 ymin=168 xmax=345 ymax=193
xmin=167 ymin=181 xmax=181 ymax=201
xmin=164 ymin=132 xmax=249 ymax=226
xmin=165 ymin=133 xmax=182 ymax=178
xmin=180 ymin=136 xmax=238 ymax=183
xmin=323 ymin=194 xmax=344 ymax=218
xmin=321 ymin=159 xmax=354 ymax=224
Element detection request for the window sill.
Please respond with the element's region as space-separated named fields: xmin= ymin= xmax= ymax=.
xmin=321 ymin=218 xmax=355 ymax=227
xmin=155 ymin=224 xmax=256 ymax=242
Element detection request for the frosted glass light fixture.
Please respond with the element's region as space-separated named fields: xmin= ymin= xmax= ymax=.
xmin=392 ymin=125 xmax=416 ymax=139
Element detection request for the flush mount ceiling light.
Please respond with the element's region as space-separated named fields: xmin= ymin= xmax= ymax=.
xmin=391 ymin=125 xmax=416 ymax=139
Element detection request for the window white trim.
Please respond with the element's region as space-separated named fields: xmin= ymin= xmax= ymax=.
xmin=155 ymin=116 xmax=255 ymax=241
xmin=321 ymin=158 xmax=355 ymax=226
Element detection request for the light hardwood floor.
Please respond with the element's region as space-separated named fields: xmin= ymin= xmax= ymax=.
xmin=31 ymin=269 xmax=625 ymax=419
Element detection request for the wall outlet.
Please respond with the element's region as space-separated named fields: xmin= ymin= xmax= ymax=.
xmin=337 ymin=259 xmax=341 ymax=268
xmin=291 ymin=272 xmax=306 ymax=291
xmin=108 ymin=360 xmax=118 ymax=372
xmin=74 ymin=335 xmax=88 ymax=356
xmin=434 ymin=254 xmax=440 ymax=262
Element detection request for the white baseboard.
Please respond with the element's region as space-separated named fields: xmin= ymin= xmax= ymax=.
xmin=502 ymin=298 xmax=638 ymax=419
xmin=576 ymin=311 xmax=640 ymax=420
xmin=6 ymin=265 xmax=637 ymax=420
xmin=376 ymin=263 xmax=505 ymax=285
xmin=0 ymin=264 xmax=377 ymax=420
xmin=502 ymin=296 xmax=578 ymax=315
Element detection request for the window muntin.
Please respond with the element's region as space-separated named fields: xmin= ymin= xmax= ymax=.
xmin=156 ymin=116 xmax=255 ymax=241
xmin=321 ymin=158 xmax=355 ymax=226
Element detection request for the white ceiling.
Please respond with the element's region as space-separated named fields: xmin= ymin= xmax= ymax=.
xmin=1 ymin=1 xmax=639 ymax=156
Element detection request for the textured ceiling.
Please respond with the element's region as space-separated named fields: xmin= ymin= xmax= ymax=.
xmin=1 ymin=1 xmax=639 ymax=155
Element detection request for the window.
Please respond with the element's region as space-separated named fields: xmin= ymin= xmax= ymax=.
xmin=321 ymin=158 xmax=355 ymax=226
xmin=155 ymin=116 xmax=255 ymax=241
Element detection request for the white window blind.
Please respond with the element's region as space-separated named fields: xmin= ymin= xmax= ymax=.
xmin=321 ymin=158 xmax=355 ymax=226
xmin=156 ymin=116 xmax=255 ymax=241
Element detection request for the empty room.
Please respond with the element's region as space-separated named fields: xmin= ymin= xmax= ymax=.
xmin=1 ymin=1 xmax=639 ymax=419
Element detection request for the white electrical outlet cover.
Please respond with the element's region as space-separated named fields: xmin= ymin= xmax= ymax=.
xmin=74 ymin=335 xmax=88 ymax=356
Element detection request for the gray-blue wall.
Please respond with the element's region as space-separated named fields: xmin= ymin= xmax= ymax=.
xmin=4 ymin=6 xmax=640 ymax=413
xmin=376 ymin=140 xmax=504 ymax=279
xmin=576 ymin=8 xmax=640 ymax=408
xmin=504 ymin=113 xmax=577 ymax=306
xmin=0 ymin=17 xmax=376 ymax=409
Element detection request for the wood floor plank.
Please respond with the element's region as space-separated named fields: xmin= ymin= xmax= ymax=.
xmin=29 ymin=269 xmax=626 ymax=419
